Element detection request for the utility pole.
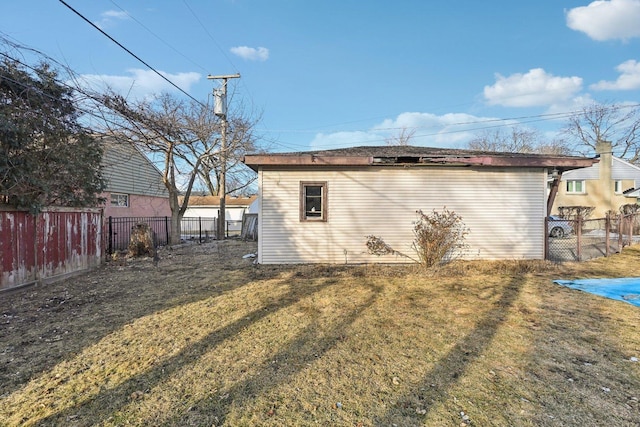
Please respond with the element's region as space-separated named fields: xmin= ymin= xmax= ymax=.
xmin=207 ymin=73 xmax=240 ymax=240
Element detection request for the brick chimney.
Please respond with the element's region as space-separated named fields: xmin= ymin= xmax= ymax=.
xmin=596 ymin=141 xmax=613 ymax=211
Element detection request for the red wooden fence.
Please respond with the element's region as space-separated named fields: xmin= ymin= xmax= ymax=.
xmin=0 ymin=207 xmax=103 ymax=291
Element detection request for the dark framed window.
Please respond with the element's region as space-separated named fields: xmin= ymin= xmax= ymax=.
xmin=300 ymin=182 xmax=327 ymax=222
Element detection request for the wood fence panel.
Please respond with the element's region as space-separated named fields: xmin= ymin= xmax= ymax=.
xmin=0 ymin=208 xmax=102 ymax=292
xmin=0 ymin=210 xmax=37 ymax=289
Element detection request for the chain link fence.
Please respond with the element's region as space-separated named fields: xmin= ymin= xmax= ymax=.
xmin=546 ymin=213 xmax=640 ymax=262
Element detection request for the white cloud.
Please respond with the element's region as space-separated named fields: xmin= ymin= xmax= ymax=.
xmin=375 ymin=112 xmax=511 ymax=145
xmin=484 ymin=68 xmax=583 ymax=107
xmin=230 ymin=46 xmax=269 ymax=61
xmin=78 ymin=68 xmax=201 ymax=100
xmin=545 ymin=94 xmax=596 ymax=116
xmin=308 ymin=112 xmax=505 ymax=150
xmin=94 ymin=10 xmax=130 ymax=29
xmin=309 ymin=131 xmax=380 ymax=150
xmin=566 ymin=0 xmax=640 ymax=41
xmin=590 ymin=59 xmax=640 ymax=90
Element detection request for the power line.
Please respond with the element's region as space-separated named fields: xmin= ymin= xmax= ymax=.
xmin=107 ymin=0 xmax=210 ymax=74
xmin=181 ymin=0 xmax=239 ymax=73
xmin=258 ymin=104 xmax=640 ymax=135
xmin=58 ymin=0 xmax=206 ymax=108
xmin=265 ymin=103 xmax=640 ymax=150
xmin=181 ymin=0 xmax=256 ymax=105
xmin=0 ymin=51 xmax=133 ymax=131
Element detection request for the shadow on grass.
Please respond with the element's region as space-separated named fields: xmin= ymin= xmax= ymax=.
xmin=526 ymin=279 xmax=640 ymax=425
xmin=33 ymin=272 xmax=381 ymax=425
xmin=0 ymin=243 xmax=269 ymax=397
xmin=372 ymin=276 xmax=523 ymax=425
xmin=162 ymin=282 xmax=383 ymax=426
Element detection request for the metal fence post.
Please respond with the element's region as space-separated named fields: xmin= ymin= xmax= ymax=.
xmin=165 ymin=216 xmax=170 ymax=245
xmin=544 ymin=216 xmax=549 ymax=260
xmin=576 ymin=216 xmax=582 ymax=261
xmin=108 ymin=216 xmax=113 ymax=255
xmin=618 ymin=214 xmax=623 ymax=249
xmin=605 ymin=213 xmax=610 ymax=257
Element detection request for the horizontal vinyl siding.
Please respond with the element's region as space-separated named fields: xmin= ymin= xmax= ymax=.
xmin=102 ymin=144 xmax=168 ymax=198
xmin=612 ymin=158 xmax=640 ymax=181
xmin=563 ymin=158 xmax=640 ymax=181
xmin=562 ymin=163 xmax=600 ymax=180
xmin=259 ymin=166 xmax=546 ymax=264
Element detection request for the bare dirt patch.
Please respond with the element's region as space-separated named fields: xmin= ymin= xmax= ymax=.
xmin=1 ymin=241 xmax=639 ymax=426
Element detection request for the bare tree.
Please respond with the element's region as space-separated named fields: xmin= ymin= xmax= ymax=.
xmin=94 ymin=91 xmax=258 ymax=244
xmin=195 ymin=115 xmax=260 ymax=197
xmin=385 ymin=127 xmax=416 ymax=146
xmin=562 ymin=102 xmax=640 ymax=163
xmin=468 ymin=127 xmax=571 ymax=155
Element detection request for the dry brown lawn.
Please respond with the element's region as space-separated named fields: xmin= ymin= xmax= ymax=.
xmin=1 ymin=240 xmax=639 ymax=426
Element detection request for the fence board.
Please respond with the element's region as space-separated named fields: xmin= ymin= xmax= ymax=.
xmin=241 ymin=213 xmax=258 ymax=241
xmin=0 ymin=208 xmax=103 ymax=291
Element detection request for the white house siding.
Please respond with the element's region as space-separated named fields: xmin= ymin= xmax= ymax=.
xmin=257 ymin=166 xmax=547 ymax=264
xmin=562 ymin=157 xmax=640 ymax=182
xmin=183 ymin=206 xmax=247 ymax=221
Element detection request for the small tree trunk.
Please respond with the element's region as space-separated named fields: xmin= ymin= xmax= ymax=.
xmin=167 ymin=188 xmax=183 ymax=245
xmin=170 ymin=209 xmax=182 ymax=245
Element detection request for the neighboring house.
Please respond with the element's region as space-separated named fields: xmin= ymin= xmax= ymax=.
xmin=100 ymin=138 xmax=171 ymax=218
xmin=551 ymin=141 xmax=640 ymax=217
xmin=182 ymin=195 xmax=257 ymax=237
xmin=182 ymin=195 xmax=258 ymax=221
xmin=243 ymin=146 xmax=596 ymax=264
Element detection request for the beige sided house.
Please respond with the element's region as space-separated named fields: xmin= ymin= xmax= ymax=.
xmin=243 ymin=146 xmax=596 ymax=264
xmin=551 ymin=141 xmax=640 ymax=217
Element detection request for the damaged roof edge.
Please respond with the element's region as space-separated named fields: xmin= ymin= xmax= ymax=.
xmin=243 ymin=154 xmax=373 ymax=170
xmin=243 ymin=153 xmax=598 ymax=172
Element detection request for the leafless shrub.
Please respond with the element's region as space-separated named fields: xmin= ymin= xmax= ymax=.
xmin=128 ymin=223 xmax=156 ymax=258
xmin=366 ymin=208 xmax=469 ymax=269
xmin=411 ymin=208 xmax=469 ymax=267
xmin=557 ymin=206 xmax=594 ymax=220
xmin=619 ymin=204 xmax=639 ymax=215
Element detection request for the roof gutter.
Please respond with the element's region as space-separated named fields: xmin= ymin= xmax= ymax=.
xmin=243 ymin=154 xmax=373 ymax=171
xmin=243 ymin=154 xmax=598 ymax=171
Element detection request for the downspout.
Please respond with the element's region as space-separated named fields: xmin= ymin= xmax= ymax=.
xmin=547 ymin=169 xmax=563 ymax=216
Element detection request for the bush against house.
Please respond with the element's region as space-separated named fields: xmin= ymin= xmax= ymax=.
xmin=366 ymin=208 xmax=470 ymax=268
xmin=0 ymin=57 xmax=104 ymax=211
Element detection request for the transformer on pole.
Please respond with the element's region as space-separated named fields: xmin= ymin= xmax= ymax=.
xmin=207 ymin=73 xmax=240 ymax=240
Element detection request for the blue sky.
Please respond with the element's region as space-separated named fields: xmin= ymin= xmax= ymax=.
xmin=2 ymin=0 xmax=640 ymax=153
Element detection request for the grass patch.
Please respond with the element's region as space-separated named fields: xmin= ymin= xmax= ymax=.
xmin=1 ymin=240 xmax=639 ymax=426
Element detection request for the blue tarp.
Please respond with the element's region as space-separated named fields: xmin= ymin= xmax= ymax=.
xmin=554 ymin=277 xmax=640 ymax=307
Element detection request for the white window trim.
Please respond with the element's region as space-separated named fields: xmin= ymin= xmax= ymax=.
xmin=111 ymin=193 xmax=129 ymax=207
xmin=566 ymin=180 xmax=586 ymax=194
xmin=614 ymin=180 xmax=623 ymax=194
